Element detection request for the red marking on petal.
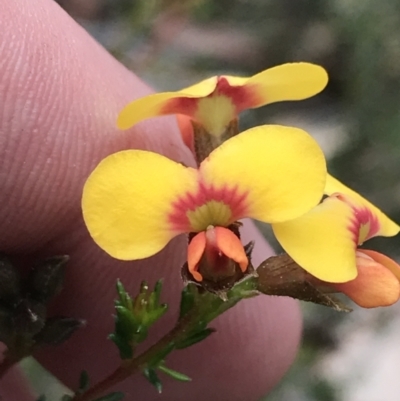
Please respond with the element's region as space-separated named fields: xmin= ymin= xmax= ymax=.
xmin=354 ymin=206 xmax=379 ymax=241
xmin=168 ymin=181 xmax=249 ymax=232
xmin=214 ymin=77 xmax=262 ymax=112
xmin=162 ymin=97 xmax=198 ymax=117
xmin=336 ymin=193 xmax=380 ymax=245
xmin=161 ymin=77 xmax=262 ymax=122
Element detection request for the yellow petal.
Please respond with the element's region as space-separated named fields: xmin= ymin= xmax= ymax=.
xmin=117 ymin=77 xmax=221 ymax=130
xmin=272 ymin=196 xmax=358 ymax=282
xmin=334 ymin=252 xmax=400 ymax=308
xmin=325 ymin=174 xmax=400 ymax=238
xmin=179 ymin=76 xmax=220 ymax=97
xmin=82 ymin=150 xmax=198 ymax=260
xmin=244 ymin=63 xmax=328 ymax=108
xmin=117 ymin=76 xmax=248 ymax=134
xmin=117 ymin=92 xmax=194 ymax=130
xmin=200 ymin=124 xmax=327 ymax=224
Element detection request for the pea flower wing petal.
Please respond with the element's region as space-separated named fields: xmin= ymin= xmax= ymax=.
xmin=117 ymin=63 xmax=328 ymax=131
xmin=244 ymin=63 xmax=328 ymax=108
xmin=200 ymin=125 xmax=327 ymax=224
xmin=117 ymin=92 xmax=194 ymax=130
xmin=82 ymin=150 xmax=198 ymax=260
xmin=272 ymin=196 xmax=358 ymax=282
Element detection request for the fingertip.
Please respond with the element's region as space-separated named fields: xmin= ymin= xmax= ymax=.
xmin=0 ymin=365 xmax=35 ymax=401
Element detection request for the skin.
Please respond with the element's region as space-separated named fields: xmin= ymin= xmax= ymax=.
xmin=0 ymin=0 xmax=302 ymax=399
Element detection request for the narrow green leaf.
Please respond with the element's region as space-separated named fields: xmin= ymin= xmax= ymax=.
xmin=79 ymin=370 xmax=90 ymax=392
xmin=140 ymin=281 xmax=149 ymax=293
xmin=115 ymin=305 xmax=138 ymax=336
xmin=28 ymin=255 xmax=69 ymax=302
xmin=143 ymin=367 xmax=163 ymax=393
xmin=148 ymin=342 xmax=175 ymax=367
xmin=133 ymin=283 xmax=147 ymax=312
xmin=34 ymin=317 xmax=84 ymax=346
xmin=158 ymin=364 xmax=191 ymax=382
xmin=13 ymin=298 xmax=46 ymax=336
xmin=145 ymin=303 xmax=168 ymax=326
xmin=109 ymin=333 xmax=133 ymax=360
xmin=175 ymin=328 xmax=215 ymax=350
xmin=179 ymin=284 xmax=197 ymax=319
xmin=116 ymin=280 xmax=129 ymax=307
xmin=151 ymin=280 xmax=163 ymax=306
xmin=93 ymin=392 xmax=125 ymax=401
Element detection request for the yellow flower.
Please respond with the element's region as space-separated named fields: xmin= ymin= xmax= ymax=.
xmin=273 ymin=174 xmax=400 ymax=291
xmin=117 ymin=63 xmax=328 ymax=136
xmin=82 ymin=125 xmax=326 ymax=281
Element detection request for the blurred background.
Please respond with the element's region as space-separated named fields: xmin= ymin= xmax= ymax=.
xmin=41 ymin=1 xmax=400 ymax=399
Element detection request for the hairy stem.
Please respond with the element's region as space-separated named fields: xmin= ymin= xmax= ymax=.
xmin=72 ymin=280 xmax=254 ymax=401
xmin=72 ymin=310 xmax=198 ymax=401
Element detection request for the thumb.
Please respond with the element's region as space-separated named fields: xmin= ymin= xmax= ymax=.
xmin=0 ymin=1 xmax=302 ymax=400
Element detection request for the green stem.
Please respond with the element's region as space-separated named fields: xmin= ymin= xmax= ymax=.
xmin=72 ymin=310 xmax=197 ymax=401
xmin=72 ymin=280 xmax=257 ymax=401
xmin=74 ymin=313 xmax=194 ymax=400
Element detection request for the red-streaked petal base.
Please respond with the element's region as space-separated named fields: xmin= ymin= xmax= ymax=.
xmin=333 ymin=250 xmax=400 ymax=308
xmin=187 ymin=226 xmax=248 ymax=282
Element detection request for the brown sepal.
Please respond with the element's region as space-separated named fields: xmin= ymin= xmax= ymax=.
xmin=192 ymin=118 xmax=239 ymax=165
xmin=257 ymin=254 xmax=352 ymax=312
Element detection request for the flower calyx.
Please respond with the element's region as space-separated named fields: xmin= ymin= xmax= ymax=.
xmin=191 ymin=118 xmax=239 ymax=165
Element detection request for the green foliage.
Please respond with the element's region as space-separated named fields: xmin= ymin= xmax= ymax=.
xmin=28 ymin=255 xmax=68 ymax=302
xmin=107 ymin=277 xmax=257 ymax=394
xmin=92 ymin=393 xmax=125 ymax=401
xmin=175 ymin=327 xmax=215 ymax=349
xmin=143 ymin=367 xmax=163 ymax=393
xmin=78 ymin=370 xmax=90 ymax=393
xmin=158 ymin=363 xmax=192 ymax=382
xmin=0 ymin=255 xmax=83 ymax=360
xmin=109 ymin=280 xmax=168 ymax=359
xmin=178 ymin=284 xmax=198 ymax=319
